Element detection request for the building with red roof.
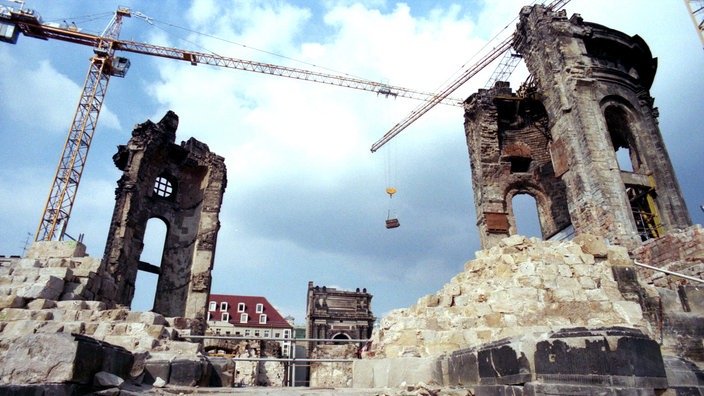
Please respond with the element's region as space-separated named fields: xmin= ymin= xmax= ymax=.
xmin=207 ymin=294 xmax=294 ymax=356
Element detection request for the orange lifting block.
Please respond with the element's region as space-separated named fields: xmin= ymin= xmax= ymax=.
xmin=385 ymin=218 xmax=400 ymax=229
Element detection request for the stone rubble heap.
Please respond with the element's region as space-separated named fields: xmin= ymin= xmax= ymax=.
xmin=370 ymin=235 xmax=653 ymax=359
xmin=353 ymin=232 xmax=704 ymax=394
xmin=0 ymin=241 xmax=214 ymax=393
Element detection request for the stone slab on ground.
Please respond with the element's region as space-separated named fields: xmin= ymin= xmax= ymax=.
xmin=0 ymin=333 xmax=133 ymax=385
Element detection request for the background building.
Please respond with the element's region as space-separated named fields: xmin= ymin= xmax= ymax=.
xmin=305 ymin=281 xmax=374 ymax=354
xmin=207 ymin=294 xmax=293 ymax=356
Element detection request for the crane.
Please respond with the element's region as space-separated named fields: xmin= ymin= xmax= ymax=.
xmin=369 ymin=0 xmax=571 ymax=153
xmin=0 ymin=3 xmax=464 ymax=242
xmin=685 ymin=0 xmax=704 ymax=48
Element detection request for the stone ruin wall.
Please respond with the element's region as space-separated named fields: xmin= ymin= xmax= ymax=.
xmin=0 ymin=111 xmax=232 ymax=392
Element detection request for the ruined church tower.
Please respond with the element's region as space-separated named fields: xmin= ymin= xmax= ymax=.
xmin=464 ymin=5 xmax=691 ymax=250
xmin=103 ymin=111 xmax=227 ymax=319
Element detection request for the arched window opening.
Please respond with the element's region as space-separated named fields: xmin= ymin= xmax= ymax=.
xmin=615 ymin=147 xmax=634 ymax=172
xmin=134 ymin=218 xmax=167 ymax=312
xmin=512 ymin=193 xmax=542 ymax=239
xmin=604 ymin=106 xmax=638 ymax=172
xmin=332 ymin=333 xmax=351 ymax=345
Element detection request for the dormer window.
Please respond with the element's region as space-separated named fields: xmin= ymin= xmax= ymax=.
xmin=237 ymin=303 xmax=245 ymax=312
xmin=220 ymin=302 xmax=228 ymax=311
xmin=208 ymin=301 xmax=216 ymax=311
xmin=256 ymin=303 xmax=264 ymax=313
xmin=240 ymin=313 xmax=248 ymax=323
xmin=259 ymin=314 xmax=267 ymax=324
xmin=221 ymin=312 xmax=229 ymax=322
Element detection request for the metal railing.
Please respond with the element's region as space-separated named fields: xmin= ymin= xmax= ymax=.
xmin=183 ymin=335 xmax=370 ymax=387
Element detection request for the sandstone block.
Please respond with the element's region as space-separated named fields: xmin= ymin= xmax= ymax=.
xmin=1 ymin=319 xmax=44 ymax=338
xmin=573 ymin=234 xmax=608 ymax=257
xmin=16 ymin=258 xmax=41 ymax=268
xmin=57 ymin=300 xmax=87 ymax=310
xmin=0 ymin=294 xmax=25 ymax=309
xmin=25 ymin=241 xmax=86 ymax=259
xmin=611 ymin=300 xmax=645 ymax=325
xmin=94 ymin=371 xmax=124 ymax=388
xmin=17 ymin=275 xmax=65 ymax=300
xmin=607 ymin=245 xmax=633 ymax=266
xmin=62 ymin=321 xmax=86 ymax=335
xmin=126 ymin=311 xmax=167 ymax=326
xmin=500 ymin=235 xmax=529 ymax=248
xmin=0 ymin=308 xmax=53 ymax=321
xmin=46 ymin=257 xmax=73 ymax=268
xmin=26 ymin=298 xmax=57 ymax=310
xmin=84 ymin=301 xmax=107 ymax=311
xmin=206 ymin=357 xmax=234 ymax=387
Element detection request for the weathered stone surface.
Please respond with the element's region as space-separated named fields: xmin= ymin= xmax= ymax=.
xmin=94 ymin=371 xmax=124 ymax=388
xmin=26 ymin=298 xmax=57 ymax=310
xmin=0 ymin=333 xmax=78 ymax=384
xmin=353 ymin=357 xmax=443 ymax=389
xmin=16 ymin=275 xmax=64 ymax=300
xmin=103 ymin=111 xmax=226 ymax=319
xmin=573 ymin=234 xmax=608 ymax=258
xmin=372 ymin=238 xmax=652 ymax=359
xmin=206 ymin=357 xmax=235 ymax=387
xmin=25 ymin=241 xmax=87 ymax=259
xmin=143 ymin=361 xmax=170 ymax=386
xmin=169 ymin=359 xmax=204 ymax=386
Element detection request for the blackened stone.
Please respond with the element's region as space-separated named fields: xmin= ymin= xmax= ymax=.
xmin=534 ymin=327 xmax=667 ymax=390
xmin=448 ymin=348 xmax=479 ymax=386
xmin=73 ymin=335 xmax=106 ymax=384
xmin=663 ymin=355 xmax=704 ymax=388
xmin=169 ymin=359 xmax=203 ymax=386
xmin=143 ymin=360 xmax=170 ymax=385
xmin=0 ymin=384 xmax=88 ymax=396
xmin=206 ymin=357 xmax=235 ymax=387
xmin=474 ymin=384 xmax=524 ymax=396
xmin=477 ymin=341 xmax=531 ymax=385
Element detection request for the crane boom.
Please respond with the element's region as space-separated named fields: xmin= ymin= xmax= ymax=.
xmin=370 ymin=0 xmax=571 ymax=153
xmin=0 ymin=5 xmax=464 ymax=241
xmin=684 ymin=0 xmax=704 ymax=48
xmin=3 ymin=10 xmax=463 ymax=107
xmin=370 ymin=37 xmax=512 ymax=153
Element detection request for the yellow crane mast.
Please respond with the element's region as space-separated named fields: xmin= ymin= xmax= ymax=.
xmin=0 ymin=4 xmax=463 ymax=242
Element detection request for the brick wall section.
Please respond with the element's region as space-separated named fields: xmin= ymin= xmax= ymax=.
xmin=633 ymin=225 xmax=704 ymax=289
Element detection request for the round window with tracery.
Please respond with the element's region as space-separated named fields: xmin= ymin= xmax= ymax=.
xmin=153 ymin=176 xmax=174 ymax=198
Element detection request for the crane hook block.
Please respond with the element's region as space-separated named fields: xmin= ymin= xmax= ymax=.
xmin=386 ymin=187 xmax=397 ymax=197
xmin=385 ymin=218 xmax=400 ymax=229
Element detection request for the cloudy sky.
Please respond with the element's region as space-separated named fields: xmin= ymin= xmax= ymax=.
xmin=0 ymin=0 xmax=702 ymax=324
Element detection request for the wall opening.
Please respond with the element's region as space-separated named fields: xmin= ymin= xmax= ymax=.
xmin=512 ymin=193 xmax=542 ymax=238
xmin=604 ymin=105 xmax=638 ymax=172
xmin=134 ymin=217 xmax=167 ymax=311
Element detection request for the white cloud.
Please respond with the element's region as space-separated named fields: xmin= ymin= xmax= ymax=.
xmin=0 ymin=50 xmax=122 ymax=133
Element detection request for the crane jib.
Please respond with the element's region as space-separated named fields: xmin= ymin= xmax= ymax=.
xmin=0 ymin=5 xmax=463 ymax=241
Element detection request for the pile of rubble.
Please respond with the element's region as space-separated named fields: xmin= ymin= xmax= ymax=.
xmin=354 ymin=233 xmax=704 ymax=394
xmin=370 ymin=234 xmax=652 ymax=359
xmin=0 ymin=241 xmax=215 ymax=393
